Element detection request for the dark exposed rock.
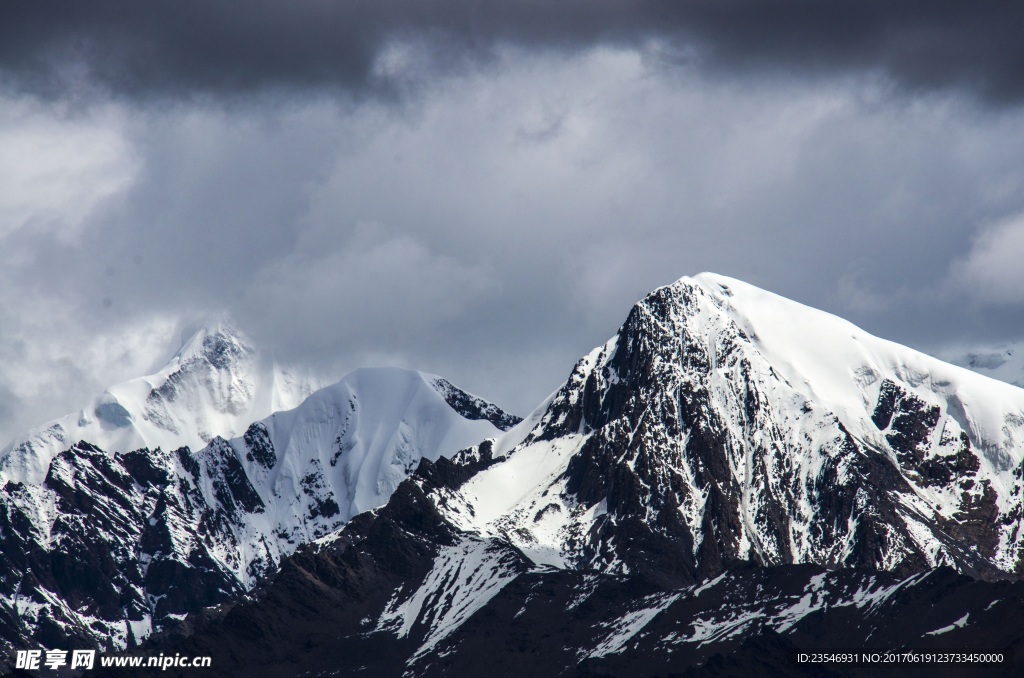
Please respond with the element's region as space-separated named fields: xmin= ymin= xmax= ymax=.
xmin=872 ymin=379 xmax=901 ymax=430
xmin=415 ymin=438 xmax=500 ymax=491
xmin=119 ymin=448 xmax=171 ymax=487
xmin=133 ymin=516 xmax=1024 ymax=678
xmin=242 ymin=422 xmax=276 ymax=469
xmin=877 ymin=380 xmax=942 ymax=466
xmin=204 ymin=437 xmax=264 ymax=516
xmin=429 ymin=377 xmax=522 ymax=431
xmin=0 ymin=441 xmax=268 ymax=663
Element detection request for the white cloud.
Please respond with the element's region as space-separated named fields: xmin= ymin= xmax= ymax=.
xmin=0 ymin=307 xmax=177 ymax=444
xmin=0 ymin=97 xmax=137 ymax=241
xmin=952 ymin=213 xmax=1024 ymax=304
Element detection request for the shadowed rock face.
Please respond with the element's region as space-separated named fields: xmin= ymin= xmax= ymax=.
xmin=130 ymin=474 xmax=1024 ymax=678
xmin=428 ymin=377 xmax=523 ymax=431
xmin=871 ymin=379 xmax=1001 ymax=560
xmin=0 ymin=440 xmax=261 ymax=657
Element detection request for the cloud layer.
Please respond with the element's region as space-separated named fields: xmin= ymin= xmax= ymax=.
xmin=954 ymin=214 xmax=1024 ymax=305
xmin=2 ymin=5 xmax=1024 ymax=443
xmin=3 ymin=1 xmax=1024 ymax=104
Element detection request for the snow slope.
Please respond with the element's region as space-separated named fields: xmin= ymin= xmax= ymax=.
xmin=234 ymin=367 xmax=516 ymax=550
xmin=695 ymin=273 xmax=1024 ymax=471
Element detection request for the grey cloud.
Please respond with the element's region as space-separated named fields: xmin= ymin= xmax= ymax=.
xmin=9 ymin=104 xmax=344 ymax=320
xmin=950 ymin=213 xmax=1024 ymax=305
xmin=2 ymin=2 xmax=1024 ymax=105
xmin=4 ymin=41 xmax=1024 ymax=439
xmin=239 ymin=224 xmax=501 ymax=356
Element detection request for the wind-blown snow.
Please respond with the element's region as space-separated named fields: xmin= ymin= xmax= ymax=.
xmin=945 ymin=342 xmax=1024 ymax=390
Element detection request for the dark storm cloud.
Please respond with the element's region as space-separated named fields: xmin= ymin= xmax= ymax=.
xmin=4 ymin=2 xmax=1024 ymax=441
xmin=3 ymin=1 xmax=1024 ymax=104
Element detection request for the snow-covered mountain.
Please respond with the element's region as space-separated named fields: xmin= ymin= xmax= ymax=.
xmin=0 ymin=319 xmax=321 ymax=486
xmin=437 ymin=273 xmax=1024 ymax=582
xmin=0 ymin=365 xmax=519 ymax=659
xmin=153 ymin=273 xmax=1024 ymax=676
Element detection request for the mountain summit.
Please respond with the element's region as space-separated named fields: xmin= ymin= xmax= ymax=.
xmin=444 ymin=272 xmax=1024 ymax=583
xmin=0 ymin=320 xmax=321 ymax=486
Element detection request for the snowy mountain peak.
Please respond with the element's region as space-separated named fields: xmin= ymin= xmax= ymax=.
xmin=0 ymin=320 xmax=321 ymax=485
xmin=252 ymin=366 xmax=520 ymax=525
xmin=682 ymin=273 xmax=1024 ymax=469
xmin=419 ymin=273 xmax=1024 ymax=584
xmin=169 ymin=320 xmax=254 ymax=387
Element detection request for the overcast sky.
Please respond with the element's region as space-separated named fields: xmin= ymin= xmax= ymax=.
xmin=3 ymin=1 xmax=1024 ymax=441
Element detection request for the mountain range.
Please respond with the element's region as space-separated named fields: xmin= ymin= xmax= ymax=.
xmin=0 ymin=323 xmax=519 ymax=668
xmin=3 ymin=273 xmax=1023 ymax=676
